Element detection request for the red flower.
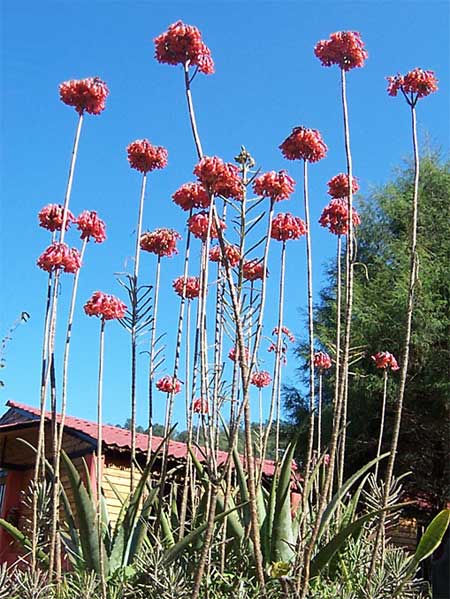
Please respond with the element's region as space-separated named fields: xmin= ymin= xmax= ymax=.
xmin=372 ymin=351 xmax=400 ymax=371
xmin=172 ymin=182 xmax=210 ymax=211
xmin=387 ymin=68 xmax=438 ymax=99
xmin=253 ymin=170 xmax=295 ymax=202
xmin=280 ymin=127 xmax=328 ymax=163
xmin=37 ymin=242 xmax=81 ymax=274
xmin=194 ymin=156 xmax=243 ymax=200
xmin=271 ymin=213 xmax=307 ymax=241
xmin=38 ymin=204 xmax=74 ymax=232
xmin=250 ymin=370 xmax=272 ymax=388
xmin=172 ymin=276 xmax=200 ymax=299
xmin=319 ymin=199 xmax=361 ymax=236
xmin=193 ymin=398 xmax=209 ymax=414
xmin=127 ymin=139 xmax=168 ymax=173
xmin=188 ymin=210 xmax=226 ymax=241
xmin=272 ymin=326 xmax=295 ymax=343
xmin=156 ymin=375 xmax=182 ymax=394
xmin=242 ymin=259 xmax=266 ymax=281
xmin=76 ymin=210 xmax=106 ymax=243
xmin=314 ymin=31 xmax=368 ymax=71
xmin=154 ymin=20 xmax=214 ymax=75
xmin=84 ymin=291 xmax=127 ymax=320
xmin=140 ymin=228 xmax=181 ymax=257
xmin=314 ymin=351 xmax=332 ymax=371
xmin=209 ymin=244 xmax=241 ymax=267
xmin=59 ymin=77 xmax=109 ymax=115
xmin=327 ymin=174 xmax=359 ymax=199
xmin=228 ymin=346 xmax=249 ymax=363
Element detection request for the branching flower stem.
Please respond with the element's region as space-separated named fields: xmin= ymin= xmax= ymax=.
xmin=96 ymin=318 xmax=107 ymax=599
xmin=147 ymin=255 xmax=161 ymax=461
xmin=374 ymin=369 xmax=388 ymax=480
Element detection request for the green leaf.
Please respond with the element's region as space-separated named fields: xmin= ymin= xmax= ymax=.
xmin=409 ymin=509 xmax=450 ymax=575
xmin=270 ymin=441 xmax=297 ymax=563
xmin=0 ymin=518 xmax=48 ymax=565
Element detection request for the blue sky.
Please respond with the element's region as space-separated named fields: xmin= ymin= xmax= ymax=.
xmin=1 ymin=1 xmax=448 ymax=431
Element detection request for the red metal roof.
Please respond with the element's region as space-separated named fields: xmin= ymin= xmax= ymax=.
xmin=3 ymin=400 xmax=277 ymax=477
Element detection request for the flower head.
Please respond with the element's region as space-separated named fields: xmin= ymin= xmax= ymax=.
xmin=314 ymin=351 xmax=332 ymax=371
xmin=243 ymin=259 xmax=266 ymax=281
xmin=251 ymin=370 xmax=272 ymax=388
xmin=127 ymin=139 xmax=168 ymax=173
xmin=272 ymin=326 xmax=295 ymax=343
xmin=209 ymin=244 xmax=241 ymax=267
xmin=194 ymin=156 xmax=243 ymax=200
xmin=156 ymin=375 xmax=182 ymax=394
xmin=140 ymin=228 xmax=181 ymax=257
xmin=172 ymin=182 xmax=210 ymax=211
xmin=314 ymin=31 xmax=368 ymax=71
xmin=38 ymin=204 xmax=74 ymax=232
xmin=154 ymin=20 xmax=214 ymax=75
xmin=387 ymin=68 xmax=438 ymax=100
xmin=372 ymin=351 xmax=400 ymax=371
xmin=271 ymin=213 xmax=307 ymax=241
xmin=84 ymin=291 xmax=127 ymax=320
xmin=253 ymin=170 xmax=295 ymax=202
xmin=327 ymin=174 xmax=359 ymax=199
xmin=280 ymin=127 xmax=327 ymax=162
xmin=76 ymin=210 xmax=106 ymax=243
xmin=188 ymin=210 xmax=226 ymax=241
xmin=172 ymin=276 xmax=200 ymax=299
xmin=193 ymin=398 xmax=209 ymax=414
xmin=228 ymin=346 xmax=249 ymax=363
xmin=37 ymin=242 xmax=81 ymax=274
xmin=59 ymin=77 xmax=109 ymax=115
xmin=319 ymin=199 xmax=361 ymax=236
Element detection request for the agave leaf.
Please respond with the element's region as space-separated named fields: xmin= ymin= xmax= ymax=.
xmin=128 ymin=485 xmax=160 ymax=559
xmin=0 ymin=518 xmax=49 ymax=565
xmin=270 ymin=441 xmax=297 ymax=563
xmin=405 ymin=509 xmax=450 ymax=580
xmin=261 ymin=470 xmax=277 ymax=564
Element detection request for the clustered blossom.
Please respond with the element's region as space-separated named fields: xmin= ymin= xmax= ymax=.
xmin=76 ymin=210 xmax=106 ymax=243
xmin=387 ymin=68 xmax=438 ymax=100
xmin=228 ymin=346 xmax=249 ymax=363
xmin=188 ymin=210 xmax=226 ymax=241
xmin=314 ymin=31 xmax=368 ymax=71
xmin=59 ymin=77 xmax=109 ymax=115
xmin=172 ymin=276 xmax=200 ymax=299
xmin=209 ymin=244 xmax=241 ymax=267
xmin=319 ymin=199 xmax=361 ymax=236
xmin=154 ymin=20 xmax=214 ymax=75
xmin=280 ymin=127 xmax=327 ymax=163
xmin=327 ymin=173 xmax=359 ymax=199
xmin=156 ymin=375 xmax=182 ymax=394
xmin=127 ymin=139 xmax=168 ymax=173
xmin=272 ymin=326 xmax=295 ymax=343
xmin=314 ymin=351 xmax=332 ymax=371
xmin=243 ymin=259 xmax=266 ymax=281
xmin=372 ymin=351 xmax=400 ymax=371
xmin=84 ymin=291 xmax=127 ymax=320
xmin=268 ymin=327 xmax=295 ymax=364
xmin=271 ymin=213 xmax=307 ymax=241
xmin=194 ymin=156 xmax=243 ymax=200
xmin=38 ymin=204 xmax=74 ymax=232
xmin=140 ymin=228 xmax=181 ymax=257
xmin=37 ymin=242 xmax=81 ymax=274
xmin=193 ymin=398 xmax=209 ymax=414
xmin=172 ymin=182 xmax=210 ymax=211
xmin=253 ymin=170 xmax=295 ymax=202
xmin=250 ymin=370 xmax=272 ymax=388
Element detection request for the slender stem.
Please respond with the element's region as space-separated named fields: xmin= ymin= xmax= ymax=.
xmin=374 ymin=370 xmax=388 ymax=480
xmin=59 ymin=113 xmax=84 ymax=242
xmin=147 ymin=255 xmax=161 ymax=461
xmin=184 ymin=63 xmax=203 ymax=160
xmin=317 ymin=372 xmax=323 ymax=456
xmin=191 ymin=487 xmax=218 ymax=599
xmin=97 ymin=318 xmax=107 ymax=599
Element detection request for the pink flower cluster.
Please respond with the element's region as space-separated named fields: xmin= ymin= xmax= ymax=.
xmin=140 ymin=228 xmax=181 ymax=258
xmin=314 ymin=31 xmax=368 ymax=71
xmin=38 ymin=204 xmax=74 ymax=232
xmin=188 ymin=210 xmax=226 ymax=241
xmin=327 ymin=174 xmax=359 ymax=199
xmin=127 ymin=139 xmax=168 ymax=173
xmin=228 ymin=346 xmax=249 ymax=363
xmin=154 ymin=20 xmax=214 ymax=75
xmin=172 ymin=182 xmax=210 ymax=211
xmin=271 ymin=213 xmax=307 ymax=241
xmin=387 ymin=68 xmax=438 ymax=99
xmin=156 ymin=375 xmax=182 ymax=394
xmin=372 ymin=351 xmax=400 ymax=371
xmin=209 ymin=244 xmax=241 ymax=267
xmin=253 ymin=170 xmax=295 ymax=202
xmin=251 ymin=370 xmax=272 ymax=388
xmin=37 ymin=242 xmax=81 ymax=274
xmin=272 ymin=326 xmax=295 ymax=343
xmin=59 ymin=77 xmax=109 ymax=115
xmin=172 ymin=276 xmax=200 ymax=299
xmin=193 ymin=398 xmax=209 ymax=414
xmin=243 ymin=259 xmax=266 ymax=281
xmin=84 ymin=291 xmax=127 ymax=320
xmin=194 ymin=156 xmax=243 ymax=200
xmin=314 ymin=351 xmax=332 ymax=370
xmin=319 ymin=199 xmax=361 ymax=236
xmin=280 ymin=127 xmax=327 ymax=163
xmin=76 ymin=210 xmax=106 ymax=243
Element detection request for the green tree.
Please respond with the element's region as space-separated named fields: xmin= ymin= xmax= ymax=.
xmin=285 ymin=154 xmax=450 ymax=514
